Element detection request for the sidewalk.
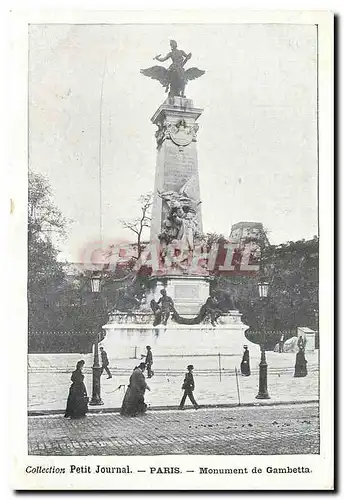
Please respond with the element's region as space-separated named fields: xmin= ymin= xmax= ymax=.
xmin=28 ymin=351 xmax=319 ymax=412
xmin=28 ymin=402 xmax=320 ymax=456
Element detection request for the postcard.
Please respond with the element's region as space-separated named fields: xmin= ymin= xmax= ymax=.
xmin=8 ymin=8 xmax=334 ymax=491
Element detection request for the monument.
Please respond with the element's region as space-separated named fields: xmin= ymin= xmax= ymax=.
xmin=102 ymin=41 xmax=259 ymax=357
xmin=143 ymin=40 xmax=207 ymax=316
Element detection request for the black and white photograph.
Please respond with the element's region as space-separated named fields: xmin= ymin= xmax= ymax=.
xmin=8 ymin=9 xmax=334 ymax=491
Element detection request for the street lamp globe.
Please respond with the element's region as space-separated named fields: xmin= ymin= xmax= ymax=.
xmin=258 ymin=281 xmax=269 ymax=298
xmin=91 ymin=271 xmax=102 ymax=293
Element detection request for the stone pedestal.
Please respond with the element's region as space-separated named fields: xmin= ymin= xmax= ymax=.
xmin=101 ymin=310 xmax=260 ymax=359
xmin=150 ymin=96 xmax=203 ymax=244
xmin=147 ymin=275 xmax=210 ymax=316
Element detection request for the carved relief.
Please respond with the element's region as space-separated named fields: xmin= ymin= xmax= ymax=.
xmin=158 ymin=185 xmax=202 ymax=254
xmin=155 ymin=118 xmax=199 ymax=148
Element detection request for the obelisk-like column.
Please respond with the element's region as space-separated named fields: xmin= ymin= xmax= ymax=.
xmin=150 ymin=96 xmax=203 ymax=243
xmin=148 ymin=96 xmax=210 ymax=316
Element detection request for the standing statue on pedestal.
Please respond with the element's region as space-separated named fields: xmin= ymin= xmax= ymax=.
xmin=141 ymin=40 xmax=205 ymax=98
xmin=180 ymin=209 xmax=200 ymax=252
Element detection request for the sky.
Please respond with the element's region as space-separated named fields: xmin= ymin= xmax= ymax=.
xmin=28 ymin=23 xmax=318 ymax=261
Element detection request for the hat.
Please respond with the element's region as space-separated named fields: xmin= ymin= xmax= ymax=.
xmin=243 ymin=345 xmax=248 ymax=348
xmin=146 ymin=345 xmax=151 ymax=349
xmin=138 ymin=362 xmax=146 ymax=369
xmin=187 ymin=364 xmax=194 ymax=370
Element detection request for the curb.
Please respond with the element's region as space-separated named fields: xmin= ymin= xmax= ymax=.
xmin=28 ymin=399 xmax=319 ymax=417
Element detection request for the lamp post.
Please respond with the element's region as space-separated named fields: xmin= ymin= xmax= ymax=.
xmin=256 ymin=280 xmax=271 ymax=400
xmin=314 ymin=308 xmax=319 ymax=330
xmin=89 ymin=271 xmax=104 ymax=406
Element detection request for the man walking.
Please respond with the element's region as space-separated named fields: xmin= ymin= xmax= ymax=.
xmin=145 ymin=345 xmax=154 ymax=378
xmin=179 ymin=365 xmax=199 ymax=410
xmin=278 ymin=333 xmax=285 ymax=353
xmin=99 ymin=347 xmax=112 ymax=379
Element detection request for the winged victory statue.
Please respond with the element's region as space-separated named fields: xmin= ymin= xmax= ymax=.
xmin=140 ymin=40 xmax=205 ymax=98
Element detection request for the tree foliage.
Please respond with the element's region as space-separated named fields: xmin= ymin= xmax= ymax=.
xmin=28 ymin=171 xmax=68 ymax=332
xmin=28 ymin=173 xmax=152 ymax=351
xmin=212 ymin=236 xmax=319 ymax=349
xmin=28 ymin=172 xmax=109 ymax=350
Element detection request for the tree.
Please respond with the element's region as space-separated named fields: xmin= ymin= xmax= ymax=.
xmin=61 ymin=192 xmax=155 ymax=328
xmin=28 ymin=173 xmax=152 ymax=352
xmin=260 ymin=237 xmax=319 ymax=331
xmin=119 ymin=192 xmax=152 ymax=258
xmin=208 ymin=235 xmax=319 ymax=349
xmin=28 ymin=172 xmax=67 ymax=239
xmin=28 ymin=171 xmax=68 ymax=332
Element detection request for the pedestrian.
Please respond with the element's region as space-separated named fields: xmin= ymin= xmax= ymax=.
xmin=145 ymin=345 xmax=154 ymax=378
xmin=297 ymin=335 xmax=307 ymax=350
xmin=294 ymin=346 xmax=308 ymax=377
xmin=100 ymin=346 xmax=112 ymax=379
xmin=179 ymin=364 xmax=199 ymax=410
xmin=240 ymin=345 xmax=251 ymax=376
xmin=278 ymin=333 xmax=285 ymax=353
xmin=121 ymin=362 xmax=150 ymax=417
xmin=64 ymin=360 xmax=88 ymax=419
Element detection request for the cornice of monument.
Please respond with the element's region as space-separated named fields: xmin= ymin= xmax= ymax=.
xmin=151 ymin=97 xmax=203 ymax=124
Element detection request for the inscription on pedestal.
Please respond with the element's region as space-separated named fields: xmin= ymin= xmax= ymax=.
xmin=174 ymin=284 xmax=200 ymax=300
xmin=164 ymin=145 xmax=197 ymax=192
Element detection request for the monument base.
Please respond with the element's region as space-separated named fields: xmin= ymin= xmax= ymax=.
xmin=147 ymin=275 xmax=211 ymax=316
xmin=101 ymin=310 xmax=260 ymax=359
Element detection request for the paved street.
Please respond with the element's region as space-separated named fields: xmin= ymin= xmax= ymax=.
xmin=28 ymin=402 xmax=319 ymax=456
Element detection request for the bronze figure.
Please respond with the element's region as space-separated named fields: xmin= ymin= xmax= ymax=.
xmin=141 ymin=40 xmax=205 ymax=98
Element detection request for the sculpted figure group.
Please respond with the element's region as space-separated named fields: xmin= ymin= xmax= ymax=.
xmin=150 ymin=289 xmax=234 ymax=327
xmin=158 ymin=188 xmax=202 ymax=254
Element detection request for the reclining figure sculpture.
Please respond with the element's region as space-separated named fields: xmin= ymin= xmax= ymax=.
xmin=150 ymin=289 xmax=235 ymax=327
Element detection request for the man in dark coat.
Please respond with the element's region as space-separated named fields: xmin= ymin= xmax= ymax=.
xmin=179 ymin=365 xmax=199 ymax=410
xmin=240 ymin=345 xmax=251 ymax=376
xmin=121 ymin=362 xmax=150 ymax=416
xmin=145 ymin=345 xmax=154 ymax=378
xmin=100 ymin=347 xmax=112 ymax=379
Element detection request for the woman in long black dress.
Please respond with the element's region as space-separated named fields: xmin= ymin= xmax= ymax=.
xmin=294 ymin=347 xmax=308 ymax=377
xmin=240 ymin=345 xmax=251 ymax=376
xmin=64 ymin=360 xmax=88 ymax=419
xmin=121 ymin=363 xmax=150 ymax=417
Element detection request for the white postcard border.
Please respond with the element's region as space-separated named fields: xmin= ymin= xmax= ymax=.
xmin=8 ymin=9 xmax=333 ymax=491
